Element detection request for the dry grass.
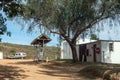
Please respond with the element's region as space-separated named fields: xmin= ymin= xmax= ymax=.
xmin=0 ymin=43 xmax=60 ymax=59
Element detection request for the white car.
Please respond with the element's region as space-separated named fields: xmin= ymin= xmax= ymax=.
xmin=14 ymin=52 xmax=27 ymax=59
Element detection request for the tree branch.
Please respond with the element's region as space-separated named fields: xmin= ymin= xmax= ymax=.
xmin=71 ymin=11 xmax=105 ymax=43
xmin=71 ymin=15 xmax=110 ymax=43
xmin=69 ymin=15 xmax=84 ymax=25
xmin=46 ymin=27 xmax=60 ymax=35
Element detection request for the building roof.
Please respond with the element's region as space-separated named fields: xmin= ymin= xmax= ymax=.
xmin=31 ymin=34 xmax=51 ymax=45
xmin=76 ymin=40 xmax=120 ymax=45
xmin=76 ymin=39 xmax=97 ymax=45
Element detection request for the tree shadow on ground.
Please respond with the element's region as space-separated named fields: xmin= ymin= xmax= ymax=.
xmin=36 ymin=61 xmax=87 ymax=80
xmin=10 ymin=60 xmax=82 ymax=79
xmin=9 ymin=60 xmax=42 ymax=66
xmin=79 ymin=65 xmax=106 ymax=79
xmin=0 ymin=65 xmax=28 ymax=80
xmin=36 ymin=62 xmax=120 ymax=80
xmin=12 ymin=60 xmax=116 ymax=80
xmin=79 ymin=64 xmax=120 ymax=79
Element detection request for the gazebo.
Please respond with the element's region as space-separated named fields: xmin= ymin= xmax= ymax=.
xmin=31 ymin=34 xmax=51 ymax=61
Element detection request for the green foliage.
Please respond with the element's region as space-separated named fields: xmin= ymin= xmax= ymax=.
xmin=0 ymin=46 xmax=4 ymax=51
xmin=24 ymin=0 xmax=120 ymax=38
xmin=90 ymin=34 xmax=99 ymax=40
xmin=9 ymin=50 xmax=16 ymax=55
xmin=0 ymin=0 xmax=24 ymax=17
xmin=0 ymin=14 xmax=7 ymax=34
xmin=0 ymin=13 xmax=11 ymax=42
xmin=57 ymin=59 xmax=73 ymax=63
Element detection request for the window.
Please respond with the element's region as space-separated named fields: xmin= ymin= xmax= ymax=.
xmin=109 ymin=43 xmax=113 ymax=51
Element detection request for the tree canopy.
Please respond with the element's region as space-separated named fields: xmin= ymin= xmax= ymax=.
xmin=0 ymin=0 xmax=24 ymax=17
xmin=90 ymin=34 xmax=99 ymax=40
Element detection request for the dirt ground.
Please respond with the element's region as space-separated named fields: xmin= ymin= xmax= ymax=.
xmin=0 ymin=59 xmax=102 ymax=80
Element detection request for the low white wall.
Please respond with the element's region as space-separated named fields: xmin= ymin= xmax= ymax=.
xmin=0 ymin=52 xmax=3 ymax=59
xmin=61 ymin=41 xmax=72 ymax=59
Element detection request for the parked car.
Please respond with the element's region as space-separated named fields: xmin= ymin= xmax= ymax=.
xmin=14 ymin=52 xmax=27 ymax=59
xmin=7 ymin=52 xmax=27 ymax=59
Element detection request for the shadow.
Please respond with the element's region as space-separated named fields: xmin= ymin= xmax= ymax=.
xmin=36 ymin=61 xmax=86 ymax=80
xmin=10 ymin=60 xmax=120 ymax=80
xmin=79 ymin=65 xmax=105 ymax=79
xmin=8 ymin=60 xmax=40 ymax=66
xmin=9 ymin=60 xmax=83 ymax=79
xmin=0 ymin=65 xmax=28 ymax=80
xmin=79 ymin=64 xmax=120 ymax=79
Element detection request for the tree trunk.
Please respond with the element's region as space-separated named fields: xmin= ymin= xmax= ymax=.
xmin=79 ymin=45 xmax=83 ymax=62
xmin=69 ymin=42 xmax=78 ymax=63
xmin=60 ymin=34 xmax=78 ymax=63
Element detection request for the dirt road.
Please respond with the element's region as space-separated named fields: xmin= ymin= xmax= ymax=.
xmin=0 ymin=59 xmax=102 ymax=80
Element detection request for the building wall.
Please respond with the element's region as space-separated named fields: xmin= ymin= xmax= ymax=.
xmin=61 ymin=41 xmax=72 ymax=59
xmin=111 ymin=42 xmax=120 ymax=64
xmin=61 ymin=40 xmax=120 ymax=64
xmin=101 ymin=41 xmax=120 ymax=64
xmin=86 ymin=41 xmax=120 ymax=64
xmin=61 ymin=39 xmax=96 ymax=60
xmin=86 ymin=43 xmax=94 ymax=62
xmin=101 ymin=41 xmax=111 ymax=63
xmin=95 ymin=41 xmax=101 ymax=62
xmin=86 ymin=41 xmax=101 ymax=62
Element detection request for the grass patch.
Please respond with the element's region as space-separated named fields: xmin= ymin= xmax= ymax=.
xmin=79 ymin=65 xmax=109 ymax=79
xmin=57 ymin=59 xmax=73 ymax=63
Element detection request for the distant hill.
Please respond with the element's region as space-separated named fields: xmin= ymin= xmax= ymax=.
xmin=0 ymin=43 xmax=60 ymax=60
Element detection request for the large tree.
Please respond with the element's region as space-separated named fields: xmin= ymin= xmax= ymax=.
xmin=22 ymin=0 xmax=120 ymax=62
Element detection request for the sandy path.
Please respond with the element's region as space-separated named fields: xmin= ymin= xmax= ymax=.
xmin=0 ymin=59 xmax=84 ymax=80
xmin=0 ymin=59 xmax=103 ymax=80
xmin=0 ymin=59 xmax=65 ymax=80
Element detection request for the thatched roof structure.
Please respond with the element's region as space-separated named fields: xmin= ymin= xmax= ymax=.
xmin=31 ymin=34 xmax=51 ymax=46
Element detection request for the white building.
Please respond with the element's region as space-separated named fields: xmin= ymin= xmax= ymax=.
xmin=61 ymin=41 xmax=72 ymax=59
xmin=61 ymin=40 xmax=120 ymax=64
xmin=61 ymin=39 xmax=96 ymax=59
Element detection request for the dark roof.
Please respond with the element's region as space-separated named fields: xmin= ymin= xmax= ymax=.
xmin=31 ymin=34 xmax=51 ymax=45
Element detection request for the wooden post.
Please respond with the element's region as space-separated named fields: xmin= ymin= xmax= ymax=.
xmin=41 ymin=39 xmax=44 ymax=61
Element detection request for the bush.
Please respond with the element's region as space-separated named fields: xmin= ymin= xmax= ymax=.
xmin=9 ymin=50 xmax=16 ymax=55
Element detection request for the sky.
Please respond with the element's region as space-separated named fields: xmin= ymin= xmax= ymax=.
xmin=95 ymin=21 xmax=120 ymax=41
xmin=1 ymin=19 xmax=59 ymax=46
